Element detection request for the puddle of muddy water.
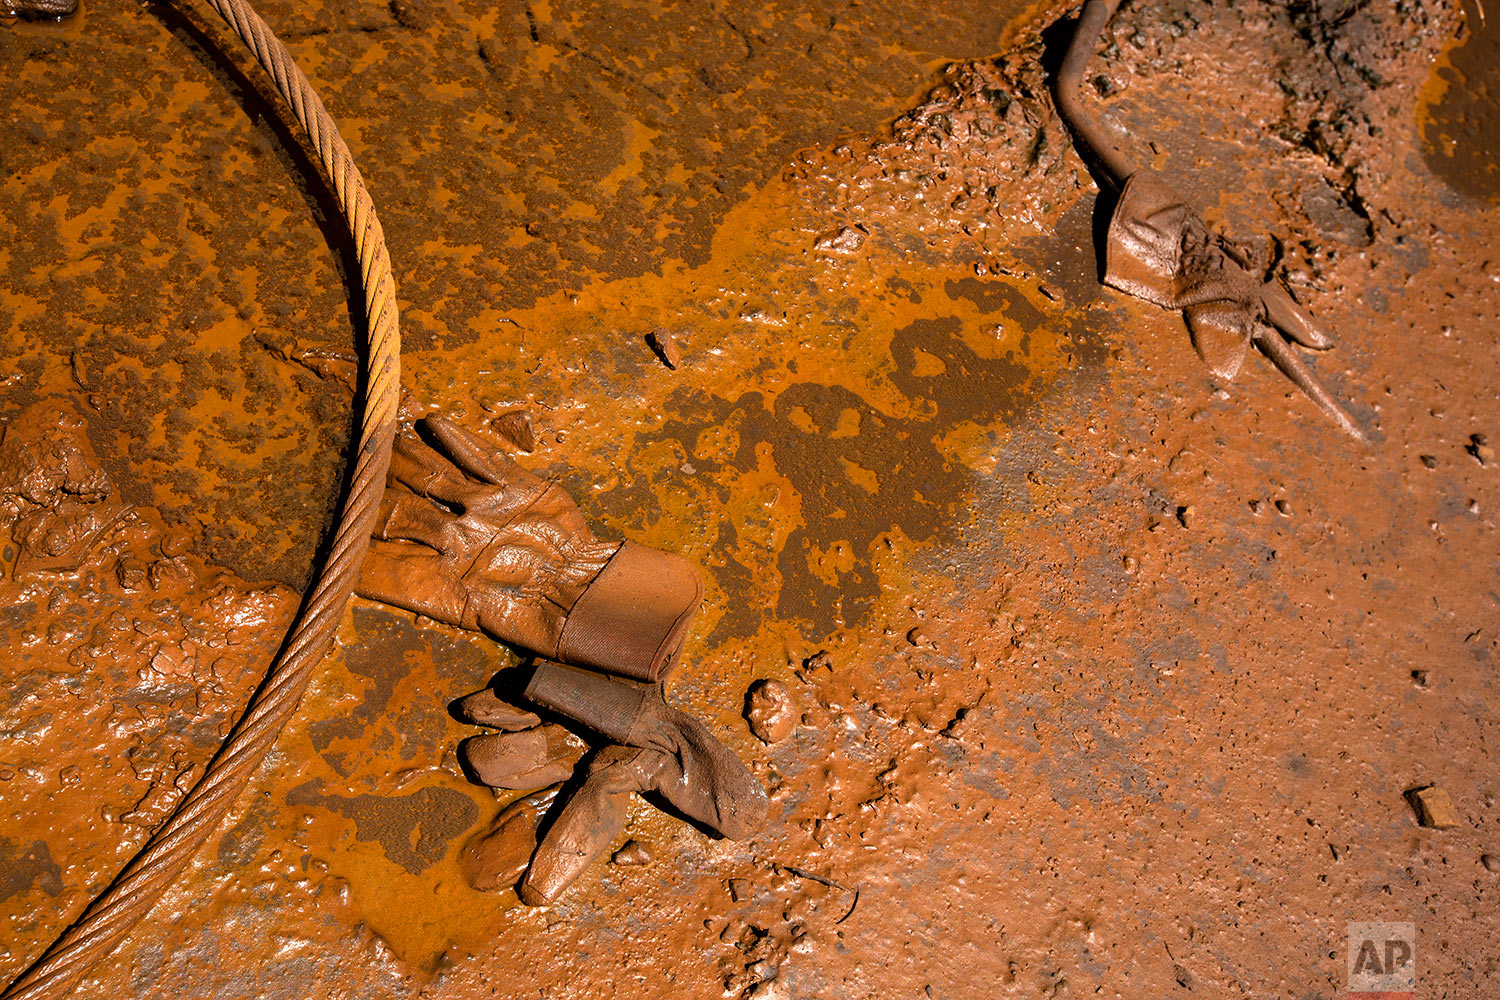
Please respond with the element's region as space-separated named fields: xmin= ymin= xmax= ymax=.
xmin=1419 ymin=0 xmax=1500 ymax=201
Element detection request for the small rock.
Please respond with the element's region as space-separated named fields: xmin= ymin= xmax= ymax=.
xmin=746 ymin=959 xmax=778 ymax=982
xmin=745 ymin=679 xmax=797 ymax=743
xmin=746 ymin=981 xmax=784 ymax=1000
xmin=793 ymin=658 xmax=828 ymax=685
xmin=115 ymin=557 xmax=145 ymax=590
xmin=1410 ymin=669 xmax=1429 ymax=688
xmin=800 ymin=650 xmax=833 ymax=674
xmin=1419 ymin=454 xmax=1438 ymax=469
xmin=1176 ymin=505 xmax=1193 ymax=528
xmin=728 ymin=877 xmax=751 ymax=901
xmin=1409 ymin=785 xmax=1460 ymax=828
xmin=611 ymin=840 xmax=653 ymax=866
xmin=490 ymin=410 xmax=535 ymax=453
xmin=647 ymin=329 xmax=682 ymax=369
xmin=147 ymin=556 xmax=196 ymax=591
xmin=1481 ymin=853 xmax=1499 ymax=873
xmin=813 ymin=226 xmax=865 ymax=254
xmin=1467 ymin=433 xmax=1493 ymax=466
xmin=906 ymin=626 xmax=934 ymax=648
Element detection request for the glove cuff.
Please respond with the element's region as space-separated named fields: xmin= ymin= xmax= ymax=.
xmin=556 ymin=540 xmax=702 ymax=682
xmin=1103 ymin=169 xmax=1194 ymax=308
xmin=525 ymin=660 xmax=659 ymax=748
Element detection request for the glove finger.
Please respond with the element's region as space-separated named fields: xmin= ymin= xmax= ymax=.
xmin=423 ymin=415 xmax=533 ymax=489
xmin=1255 ymin=328 xmax=1367 ymax=441
xmin=356 ymin=541 xmax=468 ymax=626
xmin=1183 ymin=301 xmax=1253 ymax=381
xmin=518 ymin=753 xmax=637 ymax=905
xmin=390 ymin=434 xmax=477 ymax=506
xmin=455 ymin=687 xmax=542 ymax=731
xmin=460 ymin=784 xmax=561 ymax=893
xmin=460 ymin=725 xmax=586 ymax=790
xmin=374 ymin=488 xmax=451 ymax=550
xmin=1261 ymin=280 xmax=1335 ymax=350
xmin=649 ymin=708 xmax=768 ymax=841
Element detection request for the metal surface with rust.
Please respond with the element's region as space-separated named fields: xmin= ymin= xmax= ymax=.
xmin=3 ymin=0 xmax=1499 ymax=997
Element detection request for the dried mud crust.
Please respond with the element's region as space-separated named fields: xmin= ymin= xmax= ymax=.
xmin=3 ymin=1 xmax=1498 ymax=999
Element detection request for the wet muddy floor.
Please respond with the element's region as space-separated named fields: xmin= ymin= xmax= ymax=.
xmin=2 ymin=0 xmax=1498 ymax=996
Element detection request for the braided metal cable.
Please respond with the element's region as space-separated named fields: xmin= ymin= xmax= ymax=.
xmin=1 ymin=1 xmax=401 ymax=996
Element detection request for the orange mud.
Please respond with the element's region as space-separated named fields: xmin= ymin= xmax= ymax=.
xmin=2 ymin=0 xmax=1499 ymax=997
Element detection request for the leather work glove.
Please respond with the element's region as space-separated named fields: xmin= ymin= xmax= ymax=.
xmin=452 ymin=663 xmax=767 ymax=902
xmin=523 ymin=661 xmax=768 ymax=841
xmin=1103 ymin=170 xmax=1364 ymax=440
xmin=1054 ymin=0 xmax=1364 ymax=441
xmin=356 ymin=415 xmax=703 ymax=682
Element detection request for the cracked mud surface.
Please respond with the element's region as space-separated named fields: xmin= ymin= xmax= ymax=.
xmin=3 ymin=0 xmax=1499 ymax=997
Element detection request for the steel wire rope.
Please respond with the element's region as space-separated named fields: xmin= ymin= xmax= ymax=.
xmin=1 ymin=0 xmax=401 ymax=996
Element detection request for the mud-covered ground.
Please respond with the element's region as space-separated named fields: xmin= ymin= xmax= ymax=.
xmin=2 ymin=0 xmax=1498 ymax=997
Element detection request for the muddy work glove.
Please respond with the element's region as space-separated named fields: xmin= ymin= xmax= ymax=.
xmin=1053 ymin=0 xmax=1364 ymax=441
xmin=1103 ymin=171 xmax=1363 ymax=440
xmin=517 ymin=665 xmax=771 ymax=902
xmin=453 ymin=665 xmax=766 ymax=902
xmin=356 ymin=415 xmax=702 ymax=681
xmin=524 ymin=661 xmax=768 ymax=841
